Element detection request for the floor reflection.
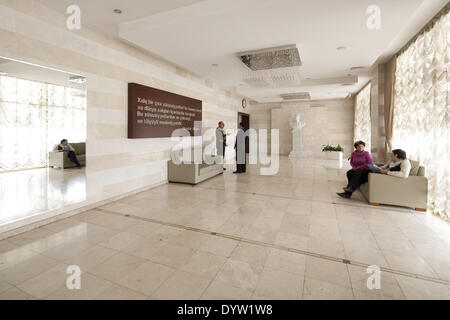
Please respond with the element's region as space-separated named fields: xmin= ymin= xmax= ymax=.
xmin=0 ymin=167 xmax=86 ymax=226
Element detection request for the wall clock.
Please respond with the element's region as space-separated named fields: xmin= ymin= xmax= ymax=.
xmin=242 ymin=98 xmax=247 ymax=108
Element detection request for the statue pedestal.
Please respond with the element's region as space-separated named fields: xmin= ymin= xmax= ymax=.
xmin=289 ymin=129 xmax=304 ymax=159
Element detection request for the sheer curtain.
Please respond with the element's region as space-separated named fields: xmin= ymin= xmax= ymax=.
xmin=354 ymin=82 xmax=372 ymax=151
xmin=392 ymin=10 xmax=449 ymax=221
xmin=0 ymin=76 xmax=86 ymax=172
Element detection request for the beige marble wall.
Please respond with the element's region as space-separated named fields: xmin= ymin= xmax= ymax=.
xmin=249 ymin=99 xmax=354 ymax=158
xmin=0 ymin=0 xmax=245 ymax=204
xmin=247 ymin=102 xmax=272 ymax=149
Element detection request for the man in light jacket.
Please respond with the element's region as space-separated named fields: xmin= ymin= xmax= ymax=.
xmin=216 ymin=121 xmax=227 ymax=161
xmin=379 ymin=149 xmax=411 ymax=178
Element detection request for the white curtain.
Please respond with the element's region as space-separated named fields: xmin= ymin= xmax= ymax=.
xmin=0 ymin=76 xmax=86 ymax=172
xmin=392 ymin=10 xmax=449 ymax=221
xmin=354 ymin=82 xmax=372 ymax=151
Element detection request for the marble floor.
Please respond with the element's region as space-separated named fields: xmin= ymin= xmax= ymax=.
xmin=0 ymin=167 xmax=86 ymax=227
xmin=0 ymin=157 xmax=449 ymax=300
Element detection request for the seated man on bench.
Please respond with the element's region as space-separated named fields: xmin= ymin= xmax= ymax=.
xmin=53 ymin=139 xmax=82 ymax=168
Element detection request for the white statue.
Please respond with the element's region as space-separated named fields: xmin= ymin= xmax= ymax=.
xmin=289 ymin=114 xmax=306 ymax=158
xmin=290 ymin=114 xmax=305 ymax=131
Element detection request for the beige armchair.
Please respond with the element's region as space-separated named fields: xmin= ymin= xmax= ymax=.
xmin=49 ymin=142 xmax=86 ymax=169
xmin=359 ymin=160 xmax=428 ymax=211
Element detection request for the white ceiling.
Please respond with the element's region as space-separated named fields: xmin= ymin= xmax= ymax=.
xmin=36 ymin=0 xmax=448 ymax=102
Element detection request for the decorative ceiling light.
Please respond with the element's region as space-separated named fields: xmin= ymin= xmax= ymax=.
xmin=69 ymin=75 xmax=87 ymax=84
xmin=241 ymin=67 xmax=302 ymax=88
xmin=236 ymin=44 xmax=302 ymax=71
xmin=113 ymin=9 xmax=122 ymax=14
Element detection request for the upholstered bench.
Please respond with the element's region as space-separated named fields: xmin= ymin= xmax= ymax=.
xmin=168 ymin=160 xmax=223 ymax=185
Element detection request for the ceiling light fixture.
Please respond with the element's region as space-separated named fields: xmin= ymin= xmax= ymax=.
xmin=350 ymin=66 xmax=365 ymax=71
xmin=237 ymin=44 xmax=302 ymax=70
xmin=336 ymin=46 xmax=347 ymax=50
xmin=0 ymin=72 xmax=7 ymax=76
xmin=113 ymin=9 xmax=122 ymax=14
xmin=211 ymin=64 xmax=219 ymax=67
xmin=69 ymin=75 xmax=87 ymax=84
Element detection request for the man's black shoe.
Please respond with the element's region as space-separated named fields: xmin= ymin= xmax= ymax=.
xmin=337 ymin=192 xmax=351 ymax=199
xmin=343 ymin=186 xmax=354 ymax=193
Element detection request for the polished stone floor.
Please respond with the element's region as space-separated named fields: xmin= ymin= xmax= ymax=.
xmin=0 ymin=167 xmax=86 ymax=227
xmin=0 ymin=157 xmax=449 ymax=300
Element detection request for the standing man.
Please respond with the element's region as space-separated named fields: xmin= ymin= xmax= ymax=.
xmin=53 ymin=139 xmax=82 ymax=168
xmin=234 ymin=122 xmax=246 ymax=174
xmin=216 ymin=121 xmax=227 ymax=161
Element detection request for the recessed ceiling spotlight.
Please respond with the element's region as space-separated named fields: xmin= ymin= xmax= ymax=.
xmin=113 ymin=9 xmax=122 ymax=14
xmin=350 ymin=66 xmax=365 ymax=71
xmin=336 ymin=46 xmax=347 ymax=50
xmin=211 ymin=64 xmax=219 ymax=67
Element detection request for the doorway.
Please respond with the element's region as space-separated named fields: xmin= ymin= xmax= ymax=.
xmin=238 ymin=112 xmax=250 ymax=153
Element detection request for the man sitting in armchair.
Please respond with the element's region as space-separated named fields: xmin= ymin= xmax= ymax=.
xmin=53 ymin=139 xmax=82 ymax=168
xmin=377 ymin=149 xmax=411 ymax=178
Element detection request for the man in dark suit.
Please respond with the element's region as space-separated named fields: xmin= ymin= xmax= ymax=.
xmin=234 ymin=122 xmax=246 ymax=174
